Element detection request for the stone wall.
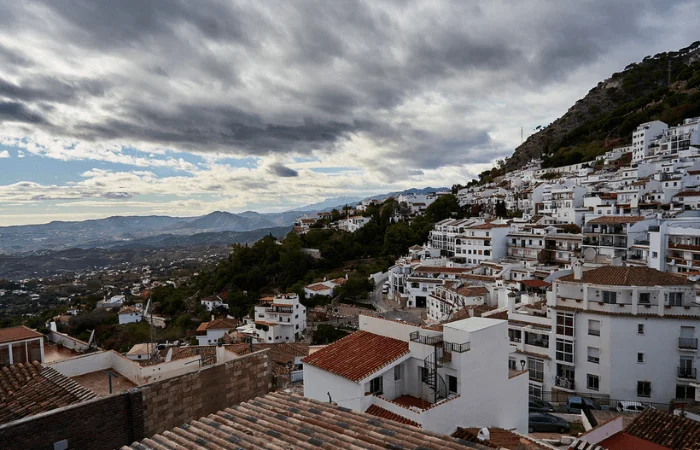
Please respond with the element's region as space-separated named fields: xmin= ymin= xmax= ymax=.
xmin=0 ymin=349 xmax=271 ymax=450
xmin=141 ymin=350 xmax=271 ymax=436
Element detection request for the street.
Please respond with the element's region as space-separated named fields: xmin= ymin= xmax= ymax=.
xmin=371 ymin=281 xmax=425 ymax=325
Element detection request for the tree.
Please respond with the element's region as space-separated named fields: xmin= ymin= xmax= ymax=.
xmin=337 ymin=274 xmax=373 ymax=301
xmin=312 ymin=324 xmax=349 ymax=345
xmin=382 ymin=222 xmax=416 ymax=258
xmin=425 ymin=194 xmax=460 ymax=222
xmin=495 ymin=200 xmax=508 ymax=218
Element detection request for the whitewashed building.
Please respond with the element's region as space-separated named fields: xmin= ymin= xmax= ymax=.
xmin=118 ymin=306 xmax=143 ymax=325
xmin=200 ymin=295 xmax=228 ymax=312
xmin=303 ymin=314 xmax=528 ymax=434
xmin=195 ymin=318 xmax=239 ymax=346
xmin=252 ymin=293 xmax=307 ymax=342
xmin=337 ymin=216 xmax=370 ymax=233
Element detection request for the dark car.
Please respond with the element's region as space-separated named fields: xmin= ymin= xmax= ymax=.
xmin=528 ymin=413 xmax=570 ymax=433
xmin=529 ymin=396 xmax=554 ymax=413
xmin=565 ymin=396 xmax=602 ymax=414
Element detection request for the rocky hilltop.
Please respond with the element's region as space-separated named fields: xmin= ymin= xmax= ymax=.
xmin=507 ymin=42 xmax=700 ymax=170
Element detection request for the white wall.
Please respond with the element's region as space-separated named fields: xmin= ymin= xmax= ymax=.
xmin=47 ymin=330 xmax=90 ymax=352
xmin=359 ymin=315 xmax=419 ymax=341
xmin=303 ymin=363 xmax=364 ymax=411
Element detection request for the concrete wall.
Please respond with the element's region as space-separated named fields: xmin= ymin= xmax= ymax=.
xmin=0 ymin=350 xmax=272 ymax=450
xmin=47 ymin=330 xmax=90 ymax=352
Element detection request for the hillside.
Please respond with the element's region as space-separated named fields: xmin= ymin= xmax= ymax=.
xmin=507 ymin=41 xmax=700 ymax=170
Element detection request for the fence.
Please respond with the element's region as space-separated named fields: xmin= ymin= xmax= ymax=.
xmin=535 ymin=390 xmax=673 ymax=412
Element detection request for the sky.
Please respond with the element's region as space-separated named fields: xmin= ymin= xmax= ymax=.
xmin=0 ymin=1 xmax=698 ymax=226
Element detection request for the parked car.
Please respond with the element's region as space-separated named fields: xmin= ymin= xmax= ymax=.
xmin=529 ymin=397 xmax=554 ymax=413
xmin=565 ymin=396 xmax=602 ymax=414
xmin=616 ymin=401 xmax=652 ymax=413
xmin=381 ymin=285 xmax=389 ymax=294
xmin=528 ymin=413 xmax=570 ymax=433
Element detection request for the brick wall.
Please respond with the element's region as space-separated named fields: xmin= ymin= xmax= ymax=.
xmin=0 ymin=389 xmax=142 ymax=450
xmin=0 ymin=349 xmax=271 ymax=449
xmin=141 ymin=350 xmax=271 ymax=436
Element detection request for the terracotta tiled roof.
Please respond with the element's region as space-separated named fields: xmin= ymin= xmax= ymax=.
xmin=414 ymin=266 xmax=471 ymax=274
xmin=521 ymin=279 xmax=551 ymax=288
xmin=598 ymin=432 xmax=669 ymax=450
xmin=254 ymin=320 xmax=279 ymax=327
xmin=466 ymin=223 xmax=509 ymax=229
xmin=558 ymin=266 xmax=693 ymax=287
xmin=453 ymin=427 xmax=550 ymax=449
xmin=0 ymin=362 xmax=97 ymax=424
xmin=204 ymin=318 xmax=239 ymax=330
xmin=624 ymin=409 xmax=700 ymax=450
xmin=170 ymin=346 xmax=217 ymax=365
xmin=365 ymin=404 xmax=421 ymax=427
xmin=306 ymin=283 xmax=332 ymax=291
xmin=301 ymin=331 xmax=409 ymax=382
xmin=118 ymin=306 xmax=141 ymax=314
xmin=0 ymin=326 xmax=43 ymax=344
xmin=587 ymin=215 xmax=646 ymax=224
xmin=674 ymin=190 xmax=700 ymax=197
xmin=122 ymin=392 xmax=480 ymax=450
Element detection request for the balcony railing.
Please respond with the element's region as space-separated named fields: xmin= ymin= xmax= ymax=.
xmin=409 ymin=331 xmax=443 ymax=346
xmin=679 ymin=338 xmax=698 ymax=350
xmin=634 ymin=239 xmax=650 ymax=246
xmin=443 ymin=341 xmax=470 ymax=353
xmin=678 ymin=367 xmax=697 ymax=380
xmin=555 ymin=377 xmax=575 ymax=390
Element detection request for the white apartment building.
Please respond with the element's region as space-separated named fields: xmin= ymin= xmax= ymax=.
xmin=546 ymin=265 xmax=700 ymax=404
xmin=632 ymin=120 xmax=668 ymax=162
xmin=302 ymin=314 xmax=528 ymax=434
xmin=252 ymin=293 xmax=307 ymax=342
xmin=582 ymin=215 xmax=654 ymax=266
xmin=649 ymin=116 xmax=700 ymax=158
xmin=428 ymin=218 xmax=478 ymax=256
xmin=427 ymin=282 xmax=490 ymax=322
xmin=648 ymin=216 xmax=700 ymax=273
xmin=453 ymin=223 xmax=509 ymax=264
xmin=338 ymin=215 xmax=370 ymax=232
xmin=507 ymin=224 xmax=582 ymax=267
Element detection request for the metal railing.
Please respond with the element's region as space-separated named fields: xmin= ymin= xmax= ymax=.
xmin=443 ymin=341 xmax=470 ymax=353
xmin=409 ymin=331 xmax=443 ymax=346
xmin=679 ymin=338 xmax=698 ymax=350
xmin=678 ymin=367 xmax=697 ymax=379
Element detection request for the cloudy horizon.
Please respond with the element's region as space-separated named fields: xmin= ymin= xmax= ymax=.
xmin=0 ymin=0 xmax=698 ymax=226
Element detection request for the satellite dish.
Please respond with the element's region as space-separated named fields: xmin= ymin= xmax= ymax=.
xmin=583 ymin=247 xmax=597 ymax=262
xmin=477 ymin=428 xmax=490 ymax=441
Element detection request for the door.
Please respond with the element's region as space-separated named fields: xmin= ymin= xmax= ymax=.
xmin=416 ymin=296 xmax=427 ymax=308
xmin=680 ymin=356 xmax=693 ymax=377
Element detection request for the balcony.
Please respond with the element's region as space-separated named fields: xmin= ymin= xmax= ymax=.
xmin=555 ymin=377 xmax=575 ymax=391
xmin=409 ymin=331 xmax=443 ymax=346
xmin=443 ymin=341 xmax=470 ymax=353
xmin=679 ymin=338 xmax=698 ymax=350
xmin=678 ymin=367 xmax=697 ymax=380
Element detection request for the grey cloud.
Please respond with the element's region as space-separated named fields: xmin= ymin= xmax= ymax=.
xmin=0 ymin=102 xmax=47 ymax=124
xmin=268 ymin=163 xmax=299 ymax=178
xmin=0 ymin=0 xmax=697 ymax=171
xmin=102 ymin=192 xmax=134 ymax=199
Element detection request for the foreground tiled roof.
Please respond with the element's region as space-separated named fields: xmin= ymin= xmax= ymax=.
xmin=0 ymin=326 xmax=43 ymax=344
xmin=122 ymin=392 xmax=484 ymax=450
xmin=365 ymin=404 xmax=420 ymax=427
xmin=624 ymin=409 xmax=700 ymax=450
xmin=587 ymin=215 xmax=645 ymax=224
xmin=558 ymin=266 xmax=692 ymax=286
xmin=0 ymin=363 xmax=97 ymax=424
xmin=453 ymin=427 xmax=550 ymax=449
xmin=0 ymin=361 xmax=42 ymax=402
xmin=302 ymin=331 xmax=409 ymax=382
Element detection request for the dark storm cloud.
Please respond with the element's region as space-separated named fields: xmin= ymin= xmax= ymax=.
xmin=268 ymin=163 xmax=299 ymax=178
xmin=0 ymin=102 xmax=47 ymax=124
xmin=0 ymin=0 xmax=696 ymax=169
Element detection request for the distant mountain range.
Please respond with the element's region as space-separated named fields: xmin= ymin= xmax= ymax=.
xmin=0 ymin=187 xmax=449 ymax=254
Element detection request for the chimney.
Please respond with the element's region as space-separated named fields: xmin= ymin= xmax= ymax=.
xmin=345 ymin=273 xmax=348 ymax=280
xmin=211 ymin=315 xmax=215 ymax=321
xmin=468 ymin=308 xmax=474 ymax=317
xmin=573 ymin=260 xmax=583 ymax=280
xmin=611 ymin=256 xmax=622 ymax=266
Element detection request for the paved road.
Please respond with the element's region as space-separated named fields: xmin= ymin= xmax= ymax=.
xmin=370 ymin=282 xmax=425 ymax=324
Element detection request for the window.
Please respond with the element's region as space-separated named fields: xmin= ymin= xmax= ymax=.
xmin=508 ymin=329 xmax=522 ymax=343
xmin=369 ymin=377 xmax=383 ymax=394
xmin=394 ymin=364 xmax=402 ymax=381
xmin=529 ymin=383 xmax=542 ymax=400
xmin=528 ymin=357 xmax=544 ymax=381
xmin=296 ymin=324 xmax=299 ymax=329
xmin=447 ymin=375 xmax=458 ymax=394
xmin=639 ymin=293 xmax=650 ymax=304
xmin=602 ymin=291 xmax=617 ymax=304
xmin=587 ymin=347 xmax=600 ymax=364
xmin=508 ymin=358 xmax=517 ymax=370
xmin=637 ymin=381 xmax=651 ymax=398
xmin=587 ymin=374 xmax=599 ymax=391
xmin=420 ymin=366 xmax=429 ymax=383
xmin=637 ymin=352 xmax=645 ymax=363
xmin=668 ymin=292 xmax=683 ymax=307
xmin=638 ymin=324 xmax=645 ymax=335
xmin=295 ymin=314 xmax=299 ymax=319
xmin=676 ymin=384 xmax=696 ymax=400
xmin=652 ymin=251 xmax=658 ymax=258
xmin=588 ymin=320 xmax=600 ymax=336
xmin=556 ymin=313 xmax=574 ymax=336
xmin=556 ymin=339 xmax=574 ymax=363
